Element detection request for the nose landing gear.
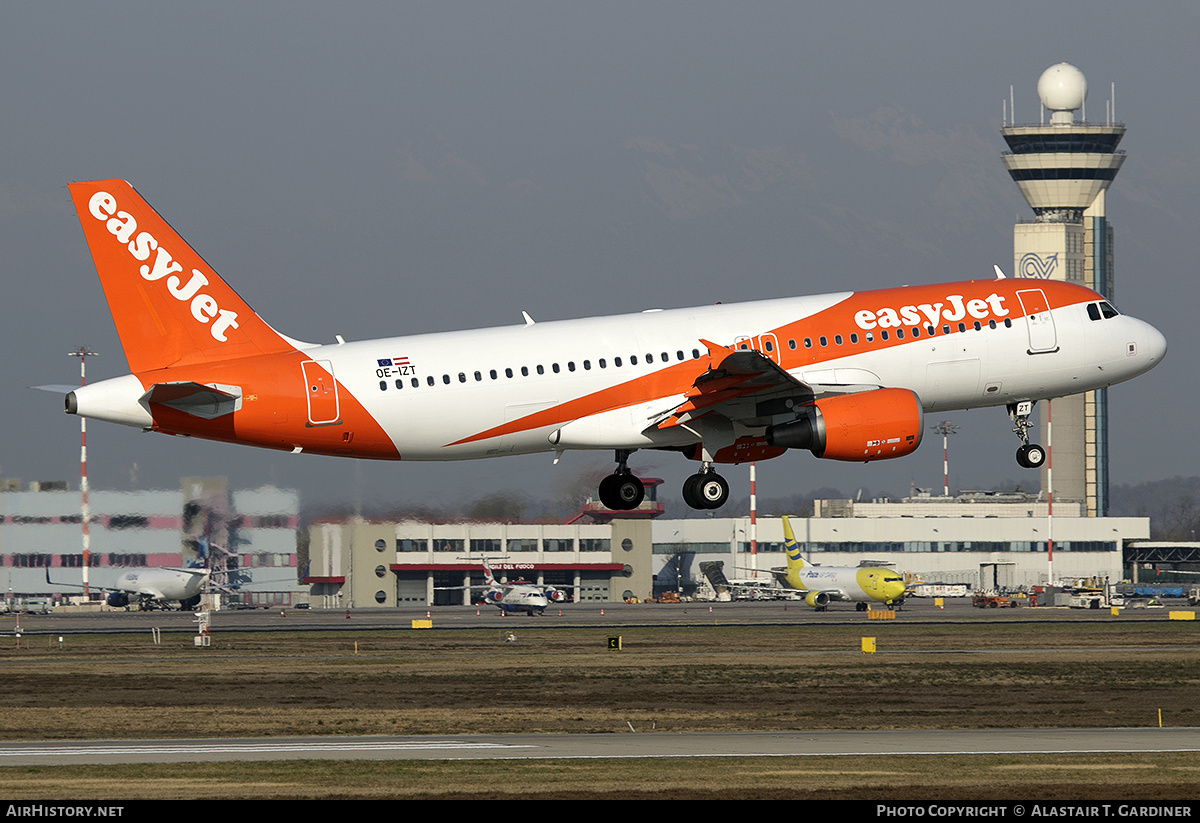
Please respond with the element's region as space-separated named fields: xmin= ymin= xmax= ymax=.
xmin=1009 ymin=401 xmax=1046 ymax=469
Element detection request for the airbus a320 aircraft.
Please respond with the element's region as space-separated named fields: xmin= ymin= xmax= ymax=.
xmin=62 ymin=180 xmax=1166 ymax=510
xmin=772 ymin=516 xmax=907 ymax=610
xmin=46 ymin=566 xmax=208 ymax=611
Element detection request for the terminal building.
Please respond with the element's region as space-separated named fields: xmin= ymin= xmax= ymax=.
xmin=303 ymin=491 xmax=1148 ymax=607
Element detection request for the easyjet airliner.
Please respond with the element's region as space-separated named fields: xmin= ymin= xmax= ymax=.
xmin=62 ymin=180 xmax=1166 ymax=511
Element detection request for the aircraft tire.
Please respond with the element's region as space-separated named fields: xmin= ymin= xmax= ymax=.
xmin=598 ymin=474 xmax=621 ymax=509
xmin=616 ymin=475 xmax=645 ymax=509
xmin=1016 ymin=444 xmax=1046 ymax=469
xmin=697 ymin=472 xmax=729 ymax=509
xmin=1023 ymin=444 xmax=1046 ymax=468
xmin=682 ymin=474 xmax=704 ymax=509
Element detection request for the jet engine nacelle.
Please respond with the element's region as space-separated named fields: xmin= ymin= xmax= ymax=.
xmin=804 ymin=591 xmax=831 ymax=608
xmin=484 ymin=590 xmax=504 ymax=603
xmin=547 ymin=588 xmax=567 ymax=603
xmin=106 ymin=592 xmax=129 ymax=608
xmin=765 ymin=388 xmax=923 ymax=462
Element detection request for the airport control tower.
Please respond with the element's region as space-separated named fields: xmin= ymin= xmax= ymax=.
xmin=1001 ymin=62 xmax=1125 ymax=516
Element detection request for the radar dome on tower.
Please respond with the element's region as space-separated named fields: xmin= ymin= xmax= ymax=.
xmin=1037 ymin=62 xmax=1087 ymax=124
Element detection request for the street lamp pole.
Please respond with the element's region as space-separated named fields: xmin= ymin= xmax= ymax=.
xmin=930 ymin=421 xmax=959 ymax=497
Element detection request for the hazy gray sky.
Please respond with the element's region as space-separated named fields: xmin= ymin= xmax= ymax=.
xmin=3 ymin=2 xmax=1197 ymax=509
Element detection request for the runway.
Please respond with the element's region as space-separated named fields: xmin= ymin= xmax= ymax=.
xmin=0 ymin=728 xmax=1196 ymax=766
xmin=7 ymin=596 xmax=1186 ymax=635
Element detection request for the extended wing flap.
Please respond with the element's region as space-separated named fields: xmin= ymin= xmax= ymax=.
xmin=652 ymin=339 xmax=816 ymax=431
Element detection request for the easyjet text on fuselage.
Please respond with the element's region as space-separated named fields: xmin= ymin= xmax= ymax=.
xmin=854 ymin=293 xmax=1010 ymax=331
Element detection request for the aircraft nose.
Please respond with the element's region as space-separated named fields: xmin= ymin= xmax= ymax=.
xmin=1142 ymin=322 xmax=1167 ymax=366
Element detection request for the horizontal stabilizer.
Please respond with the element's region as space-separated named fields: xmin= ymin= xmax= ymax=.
xmin=141 ymin=382 xmax=242 ymax=419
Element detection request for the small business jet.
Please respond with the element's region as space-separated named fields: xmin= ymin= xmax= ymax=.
xmin=62 ymin=180 xmax=1166 ymax=510
xmin=772 ymin=516 xmax=907 ymax=610
xmin=46 ymin=566 xmax=209 ymax=610
xmin=439 ymin=559 xmax=567 ymax=616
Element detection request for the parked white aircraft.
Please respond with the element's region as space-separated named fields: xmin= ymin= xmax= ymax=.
xmin=773 ymin=516 xmax=907 ymax=610
xmin=46 ymin=567 xmax=209 ymax=610
xmin=439 ymin=559 xmax=567 ymax=616
xmin=62 ymin=180 xmax=1165 ymax=510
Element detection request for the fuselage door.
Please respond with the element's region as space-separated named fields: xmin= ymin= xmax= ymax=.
xmin=301 ymin=360 xmax=340 ymax=426
xmin=1016 ymin=289 xmax=1058 ymax=354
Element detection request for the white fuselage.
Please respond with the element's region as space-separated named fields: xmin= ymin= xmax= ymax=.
xmin=292 ymin=285 xmax=1163 ymax=459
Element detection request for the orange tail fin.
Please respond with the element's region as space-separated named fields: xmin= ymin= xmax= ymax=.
xmin=68 ymin=180 xmax=297 ymax=372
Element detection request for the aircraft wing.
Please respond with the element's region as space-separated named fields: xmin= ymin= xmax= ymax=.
xmin=44 ymin=568 xmax=125 ymax=594
xmin=649 ymin=340 xmax=880 ymax=433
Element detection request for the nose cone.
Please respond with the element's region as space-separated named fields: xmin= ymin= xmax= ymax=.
xmin=1142 ymin=321 xmax=1167 ymax=368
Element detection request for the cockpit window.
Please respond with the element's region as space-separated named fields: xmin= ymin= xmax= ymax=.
xmin=1088 ymin=301 xmax=1120 ymax=321
xmin=1100 ymin=301 xmax=1119 ymax=319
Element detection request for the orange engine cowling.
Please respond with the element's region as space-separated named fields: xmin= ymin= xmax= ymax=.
xmin=765 ymin=387 xmax=924 ymax=462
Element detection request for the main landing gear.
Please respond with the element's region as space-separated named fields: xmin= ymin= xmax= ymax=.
xmin=1009 ymin=401 xmax=1046 ymax=469
xmin=681 ymin=468 xmax=729 ymax=510
xmin=597 ymin=450 xmax=731 ymax=512
xmin=597 ymin=450 xmax=645 ymax=511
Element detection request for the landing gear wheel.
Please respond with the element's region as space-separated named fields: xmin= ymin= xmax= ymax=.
xmin=1016 ymin=443 xmax=1046 ymax=469
xmin=683 ymin=471 xmax=729 ymax=510
xmin=598 ymin=472 xmax=644 ymax=510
